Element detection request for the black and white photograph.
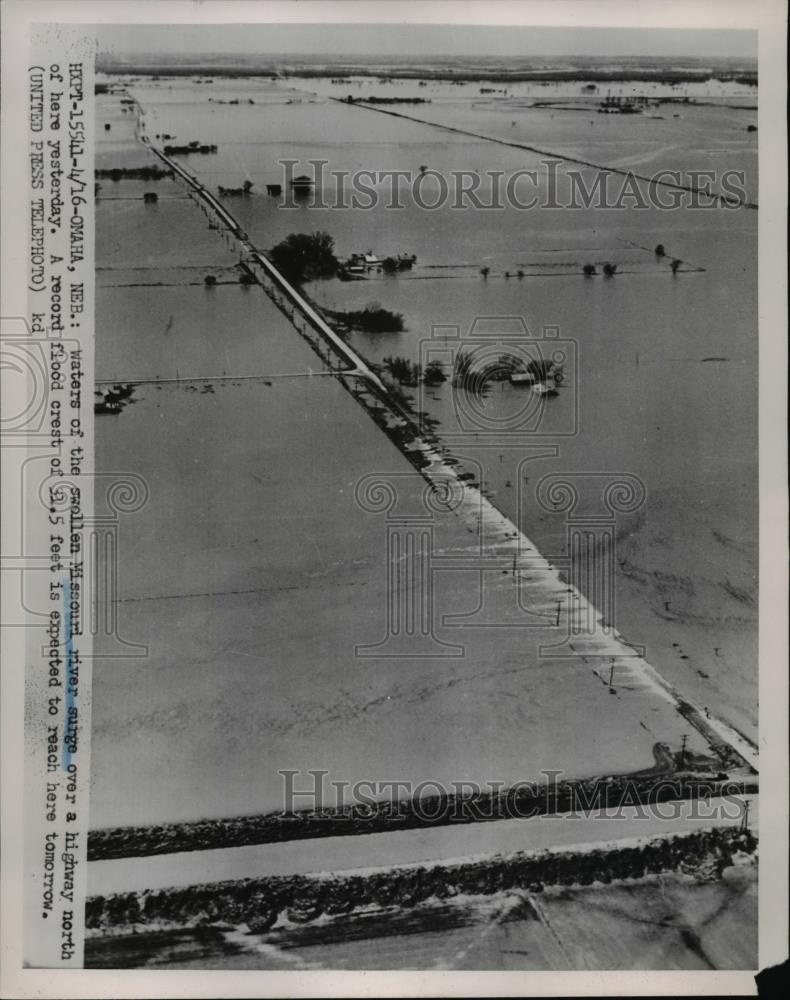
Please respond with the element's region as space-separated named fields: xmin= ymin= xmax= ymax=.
xmin=1 ymin=1 xmax=787 ymax=995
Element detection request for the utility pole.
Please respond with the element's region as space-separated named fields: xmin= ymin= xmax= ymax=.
xmin=740 ymin=799 xmax=751 ymax=832
xmin=608 ymin=660 xmax=615 ymax=691
xmin=679 ymin=733 xmax=688 ymax=769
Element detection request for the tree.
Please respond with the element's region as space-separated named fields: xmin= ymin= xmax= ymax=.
xmin=602 ymin=262 xmax=617 ymax=277
xmin=671 ymin=258 xmax=681 ymax=274
xmin=480 ymin=266 xmax=490 ymax=278
xmin=269 ymin=232 xmax=339 ymax=283
xmin=583 ymin=264 xmax=597 ymax=276
xmin=423 ymin=360 xmax=447 ymax=385
xmin=383 ymin=355 xmax=421 ymax=386
xmin=654 ymin=243 xmax=666 ymax=256
xmin=331 ymin=304 xmax=404 ymax=332
xmin=452 ymin=350 xmax=488 ymax=393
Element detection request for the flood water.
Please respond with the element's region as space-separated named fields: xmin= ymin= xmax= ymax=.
xmin=91 ymin=73 xmax=758 ymax=830
xmin=102 ymin=75 xmax=757 ymax=740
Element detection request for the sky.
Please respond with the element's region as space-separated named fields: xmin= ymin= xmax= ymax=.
xmin=96 ymin=24 xmax=757 ymax=62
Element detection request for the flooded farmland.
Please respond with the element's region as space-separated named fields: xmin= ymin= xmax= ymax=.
xmin=7 ymin=8 xmax=778 ymax=982
xmin=86 ymin=56 xmax=760 ymax=971
xmin=96 ymin=75 xmax=757 ymax=747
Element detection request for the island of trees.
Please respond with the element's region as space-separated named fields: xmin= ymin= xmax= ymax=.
xmin=325 ymin=304 xmax=405 ymax=333
xmin=269 ymin=231 xmax=339 ymax=283
xmin=163 ymin=140 xmax=218 ymax=155
xmin=95 ymin=165 xmax=173 ymax=181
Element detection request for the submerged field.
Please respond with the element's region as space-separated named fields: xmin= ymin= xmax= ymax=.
xmin=99 ymin=76 xmax=758 ymax=742
xmin=89 ymin=76 xmax=758 ymax=967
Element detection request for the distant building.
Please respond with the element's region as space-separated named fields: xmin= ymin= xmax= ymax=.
xmin=290 ymin=174 xmax=315 ymax=194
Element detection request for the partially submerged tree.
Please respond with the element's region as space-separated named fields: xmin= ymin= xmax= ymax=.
xmin=383 ymin=355 xmax=421 ymax=386
xmin=452 ymin=350 xmax=489 ymax=393
xmin=486 ymin=353 xmax=523 ymax=381
xmin=269 ymin=231 xmax=339 ymax=283
xmin=423 ymin=360 xmax=447 ymax=385
xmin=329 ymin=303 xmax=404 ymax=333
